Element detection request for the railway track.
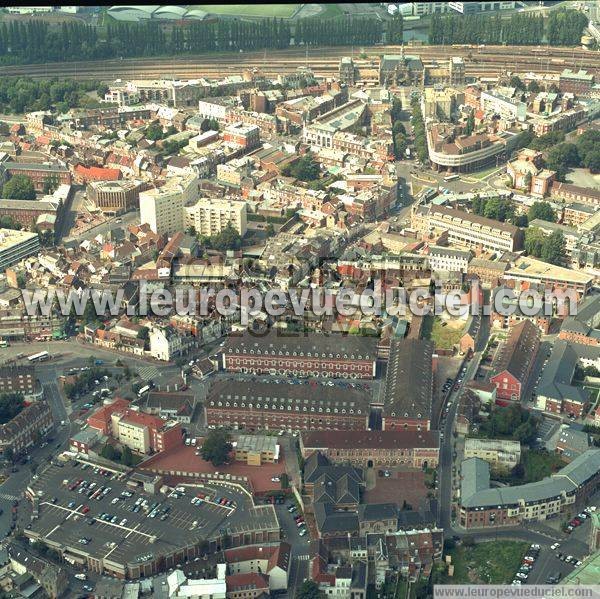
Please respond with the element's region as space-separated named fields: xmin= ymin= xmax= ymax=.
xmin=0 ymin=44 xmax=597 ymax=81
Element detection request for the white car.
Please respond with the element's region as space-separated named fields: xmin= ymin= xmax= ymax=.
xmin=551 ymin=543 xmax=560 ymax=550
xmin=271 ymin=477 xmax=280 ymax=483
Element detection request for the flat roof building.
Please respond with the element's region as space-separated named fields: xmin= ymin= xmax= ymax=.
xmin=0 ymin=229 xmax=40 ymax=272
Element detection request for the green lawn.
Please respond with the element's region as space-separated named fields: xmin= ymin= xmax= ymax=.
xmin=466 ymin=165 xmax=504 ymax=181
xmin=317 ymin=3 xmax=344 ymax=19
xmin=442 ymin=541 xmax=528 ymax=584
xmin=422 ymin=315 xmax=464 ymax=350
xmin=194 ymin=4 xmax=300 ymax=18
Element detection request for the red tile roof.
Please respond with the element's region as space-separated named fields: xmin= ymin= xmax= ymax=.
xmin=75 ymin=165 xmax=122 ymax=182
xmin=226 ymin=573 xmax=269 ymax=592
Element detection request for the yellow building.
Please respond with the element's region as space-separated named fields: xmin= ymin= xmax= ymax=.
xmin=233 ymin=435 xmax=280 ymax=466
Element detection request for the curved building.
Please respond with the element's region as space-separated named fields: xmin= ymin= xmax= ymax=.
xmin=459 ymin=450 xmax=600 ymax=529
xmin=107 ymin=5 xmax=160 ymax=21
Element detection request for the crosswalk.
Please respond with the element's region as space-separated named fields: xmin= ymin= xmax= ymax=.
xmin=138 ymin=365 xmax=160 ymax=382
xmin=0 ymin=492 xmax=20 ymax=502
xmin=296 ymin=554 xmax=310 ymax=561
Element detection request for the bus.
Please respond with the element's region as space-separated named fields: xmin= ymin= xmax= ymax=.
xmin=138 ymin=384 xmax=150 ymax=397
xmin=443 ymin=174 xmax=460 ymax=182
xmin=27 ymin=351 xmax=49 ymax=362
xmin=421 ymin=187 xmax=437 ymax=202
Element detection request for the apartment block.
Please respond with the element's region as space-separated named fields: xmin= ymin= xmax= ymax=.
xmin=139 ymin=174 xmax=198 ymax=236
xmin=411 ymin=205 xmax=522 ymax=254
xmin=0 ymin=229 xmax=40 ymax=272
xmin=184 ymin=198 xmax=247 ymax=237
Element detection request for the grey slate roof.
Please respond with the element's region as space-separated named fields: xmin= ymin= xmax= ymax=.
xmin=537 ymin=340 xmax=595 ymax=405
xmin=313 ymin=502 xmax=359 ymax=534
xmin=460 ymin=450 xmax=600 ymax=509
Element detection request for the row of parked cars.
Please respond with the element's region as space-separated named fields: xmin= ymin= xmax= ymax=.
xmin=288 ymin=503 xmax=307 ymax=537
xmin=513 ymin=544 xmax=541 ymax=585
xmin=565 ymin=506 xmax=596 ymax=533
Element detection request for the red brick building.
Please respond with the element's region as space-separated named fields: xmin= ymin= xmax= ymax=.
xmin=490 ymin=320 xmax=540 ymax=404
xmin=4 ymin=162 xmax=71 ymax=192
xmin=87 ymin=398 xmax=131 ymax=435
xmin=206 ymin=379 xmax=370 ymax=432
xmin=222 ymin=331 xmax=377 ymax=379
xmin=0 ymin=401 xmax=53 ymax=456
xmin=300 ymin=430 xmax=439 ymax=469
xmin=222 ymin=123 xmax=260 ymax=150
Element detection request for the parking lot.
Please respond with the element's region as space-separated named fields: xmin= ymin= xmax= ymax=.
xmin=519 ymin=504 xmax=598 ymax=586
xmin=25 ymin=460 xmax=278 ymax=574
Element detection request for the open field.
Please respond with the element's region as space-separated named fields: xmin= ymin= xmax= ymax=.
xmin=194 ymin=4 xmax=301 ymax=18
xmin=422 ymin=316 xmax=464 ymax=350
xmin=441 ymin=541 xmax=529 ymax=584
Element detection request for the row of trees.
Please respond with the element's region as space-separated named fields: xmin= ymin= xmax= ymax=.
xmin=546 ymin=9 xmax=589 ymax=46
xmin=294 ymin=17 xmax=382 ymax=46
xmin=0 ymin=76 xmax=104 ymax=114
xmin=390 ymin=97 xmax=409 ymax=160
xmin=0 ymin=17 xmax=385 ymax=65
xmin=429 ymin=12 xmax=544 ymax=46
xmin=429 ymin=9 xmax=587 ymax=47
xmin=410 ymin=97 xmax=428 ymax=163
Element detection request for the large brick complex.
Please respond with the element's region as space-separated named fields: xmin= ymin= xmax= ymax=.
xmin=206 ymin=379 xmax=370 ymax=432
xmin=221 ymin=331 xmax=377 ymax=379
xmin=300 ymin=430 xmax=439 ymax=469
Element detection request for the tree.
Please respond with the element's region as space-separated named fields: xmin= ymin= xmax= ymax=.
xmin=296 ymin=580 xmax=323 ymax=599
xmin=121 ymin=445 xmax=134 ymax=467
xmin=541 ymin=230 xmax=566 ymax=266
xmin=282 ymin=152 xmax=320 ymax=182
xmin=527 ymin=201 xmax=556 ymax=223
xmin=583 ymin=150 xmax=600 ymax=174
xmin=509 ymin=75 xmax=525 ymax=90
xmin=200 ymin=430 xmax=233 ymax=467
xmin=545 ymin=143 xmax=580 ymax=174
xmin=2 ymin=175 xmax=35 ymax=200
xmin=465 ymin=113 xmax=475 ymax=136
xmin=524 ymin=227 xmax=546 ymax=258
xmin=145 ymin=122 xmax=164 ymax=141
xmin=527 ymin=80 xmax=540 ymax=93
xmin=0 ymin=392 xmax=24 ymax=425
xmin=100 ymin=443 xmax=116 ymax=461
xmin=201 ymin=118 xmax=220 ymax=132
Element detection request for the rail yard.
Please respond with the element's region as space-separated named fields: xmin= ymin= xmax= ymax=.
xmin=0 ymin=43 xmax=598 ymax=82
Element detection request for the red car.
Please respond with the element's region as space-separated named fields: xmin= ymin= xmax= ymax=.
xmin=82 ymin=505 xmax=90 ymax=514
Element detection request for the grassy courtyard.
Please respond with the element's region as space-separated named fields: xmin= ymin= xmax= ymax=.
xmin=441 ymin=541 xmax=528 ymax=584
xmin=194 ymin=4 xmax=301 ymax=18
xmin=422 ymin=315 xmax=465 ymax=350
xmin=521 ymin=449 xmax=566 ymax=484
